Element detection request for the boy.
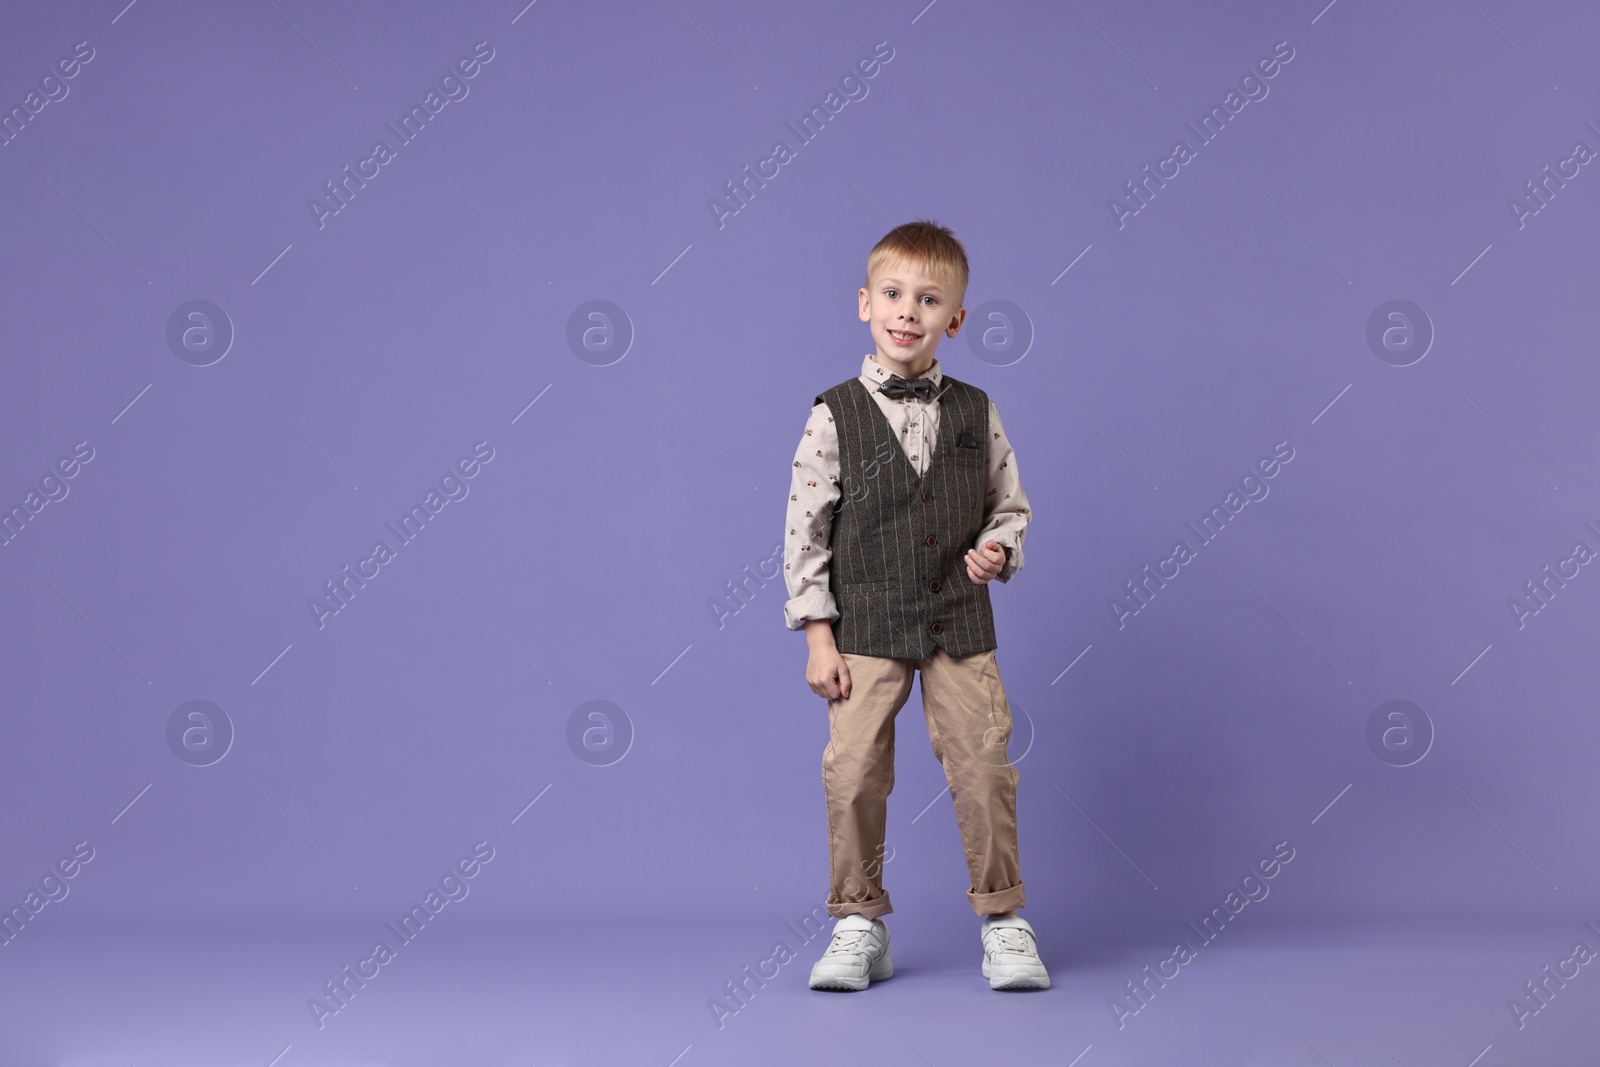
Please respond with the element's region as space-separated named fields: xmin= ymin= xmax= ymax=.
xmin=782 ymin=220 xmax=1047 ymax=991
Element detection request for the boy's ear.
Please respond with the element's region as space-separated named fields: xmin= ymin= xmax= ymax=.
xmin=945 ymin=305 xmax=967 ymax=336
xmin=858 ymin=287 xmax=871 ymax=321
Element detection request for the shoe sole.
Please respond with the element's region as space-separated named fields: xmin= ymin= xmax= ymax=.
xmin=983 ymin=958 xmax=1050 ymax=990
xmin=810 ymin=958 xmax=893 ymax=992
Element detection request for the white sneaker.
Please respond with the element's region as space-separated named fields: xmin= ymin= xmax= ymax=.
xmin=808 ymin=914 xmax=892 ymax=991
xmin=981 ymin=914 xmax=1050 ymax=990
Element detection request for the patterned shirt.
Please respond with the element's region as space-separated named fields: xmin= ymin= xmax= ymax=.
xmin=783 ymin=354 xmax=1032 ymax=631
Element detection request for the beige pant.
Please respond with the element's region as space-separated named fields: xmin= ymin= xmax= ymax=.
xmin=822 ymin=646 xmax=1025 ymax=918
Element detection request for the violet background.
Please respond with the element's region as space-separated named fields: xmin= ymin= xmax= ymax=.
xmin=2 ymin=0 xmax=1598 ymax=1064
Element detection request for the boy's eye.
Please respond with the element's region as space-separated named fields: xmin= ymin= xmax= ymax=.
xmin=921 ymin=295 xmax=938 ymax=306
xmin=884 ymin=289 xmax=898 ymax=299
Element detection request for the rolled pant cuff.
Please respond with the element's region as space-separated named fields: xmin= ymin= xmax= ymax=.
xmin=827 ymin=892 xmax=893 ymax=920
xmin=967 ymin=882 xmax=1025 ymax=916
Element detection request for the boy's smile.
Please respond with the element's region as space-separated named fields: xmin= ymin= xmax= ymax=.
xmin=859 ymin=255 xmax=967 ymax=381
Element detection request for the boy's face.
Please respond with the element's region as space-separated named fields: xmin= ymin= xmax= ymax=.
xmin=858 ymin=255 xmax=966 ymax=379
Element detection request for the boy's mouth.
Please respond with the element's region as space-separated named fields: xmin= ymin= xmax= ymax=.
xmin=887 ymin=328 xmax=920 ymax=345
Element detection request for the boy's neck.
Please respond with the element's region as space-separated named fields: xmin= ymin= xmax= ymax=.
xmin=872 ymin=352 xmax=936 ymax=379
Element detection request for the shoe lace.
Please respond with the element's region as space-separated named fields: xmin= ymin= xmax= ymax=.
xmin=991 ymin=929 xmax=1033 ymax=955
xmin=826 ymin=929 xmax=870 ymax=955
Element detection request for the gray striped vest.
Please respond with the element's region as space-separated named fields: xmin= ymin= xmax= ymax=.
xmin=817 ymin=373 xmax=998 ymax=660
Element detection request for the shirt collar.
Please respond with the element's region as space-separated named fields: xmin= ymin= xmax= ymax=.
xmin=859 ymin=354 xmax=942 ymax=394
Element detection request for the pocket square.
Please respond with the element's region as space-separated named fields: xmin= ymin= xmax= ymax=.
xmin=956 ymin=429 xmax=981 ymax=449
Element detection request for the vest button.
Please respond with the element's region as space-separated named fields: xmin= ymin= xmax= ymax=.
xmin=929 ymin=579 xmax=940 ymax=592
xmin=921 ymin=491 xmax=933 ymax=503
xmin=930 ymin=622 xmax=943 ymax=634
xmin=925 ymin=534 xmax=938 ymax=547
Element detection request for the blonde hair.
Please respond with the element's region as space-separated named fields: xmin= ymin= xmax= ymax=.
xmin=864 ymin=219 xmax=969 ymax=302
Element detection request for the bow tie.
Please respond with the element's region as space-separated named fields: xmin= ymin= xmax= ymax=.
xmin=879 ymin=374 xmax=937 ymax=401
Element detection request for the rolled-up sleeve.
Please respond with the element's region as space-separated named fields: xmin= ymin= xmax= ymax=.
xmin=783 ymin=401 xmax=842 ymax=629
xmin=975 ymin=399 xmax=1032 ymax=583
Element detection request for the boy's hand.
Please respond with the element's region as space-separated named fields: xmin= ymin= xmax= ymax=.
xmin=805 ymin=626 xmax=852 ymax=700
xmin=965 ymin=540 xmax=1007 ymax=584
xmin=808 ymin=645 xmax=852 ymax=700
